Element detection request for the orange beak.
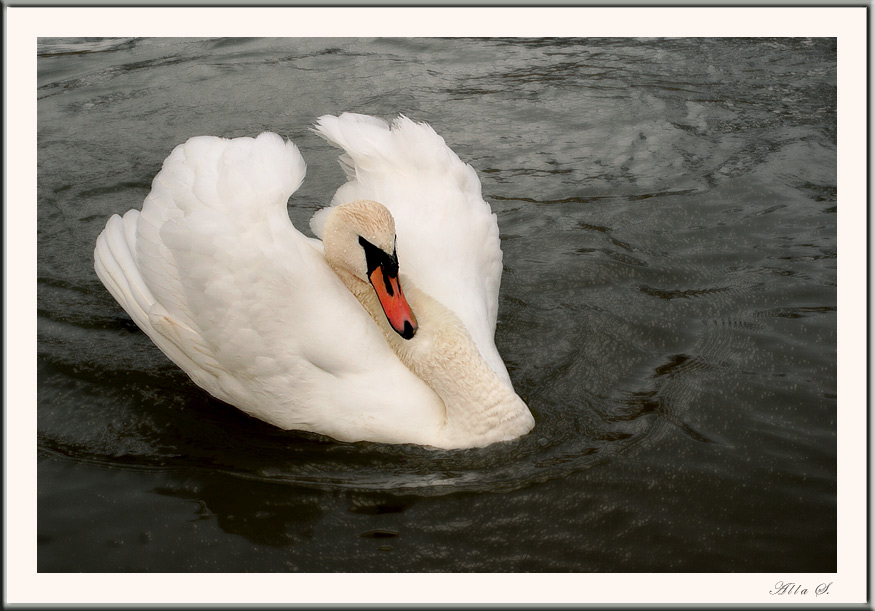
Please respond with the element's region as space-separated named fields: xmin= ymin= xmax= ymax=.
xmin=368 ymin=265 xmax=418 ymax=340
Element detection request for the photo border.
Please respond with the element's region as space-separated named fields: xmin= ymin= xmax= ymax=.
xmin=6 ymin=2 xmax=867 ymax=606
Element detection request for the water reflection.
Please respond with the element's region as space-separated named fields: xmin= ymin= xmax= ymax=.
xmin=156 ymin=473 xmax=328 ymax=546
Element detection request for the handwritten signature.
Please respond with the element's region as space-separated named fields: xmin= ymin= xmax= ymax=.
xmin=770 ymin=581 xmax=832 ymax=596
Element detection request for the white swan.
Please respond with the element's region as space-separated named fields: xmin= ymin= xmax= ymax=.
xmin=93 ymin=113 xmax=534 ymax=449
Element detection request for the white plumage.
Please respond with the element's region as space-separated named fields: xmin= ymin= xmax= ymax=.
xmin=94 ymin=114 xmax=533 ymax=448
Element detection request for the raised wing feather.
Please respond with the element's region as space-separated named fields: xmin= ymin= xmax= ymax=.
xmin=311 ymin=113 xmax=508 ymax=384
xmin=136 ymin=133 xmax=306 ymax=330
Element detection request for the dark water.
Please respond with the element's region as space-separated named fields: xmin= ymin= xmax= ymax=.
xmin=37 ymin=37 xmax=836 ymax=572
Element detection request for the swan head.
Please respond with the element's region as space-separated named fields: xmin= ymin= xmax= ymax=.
xmin=321 ymin=200 xmax=418 ymax=340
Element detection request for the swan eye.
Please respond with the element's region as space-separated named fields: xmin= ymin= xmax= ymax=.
xmin=359 ymin=236 xmax=399 ymax=278
xmin=358 ymin=235 xmax=417 ymax=339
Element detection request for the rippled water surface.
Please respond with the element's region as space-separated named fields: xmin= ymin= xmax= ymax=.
xmin=37 ymin=37 xmax=836 ymax=572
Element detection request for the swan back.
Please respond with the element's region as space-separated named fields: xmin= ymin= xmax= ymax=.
xmin=95 ymin=132 xmax=450 ymax=445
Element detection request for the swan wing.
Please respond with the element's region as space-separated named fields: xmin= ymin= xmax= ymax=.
xmin=95 ymin=132 xmax=445 ymax=443
xmin=311 ymin=113 xmax=510 ymax=385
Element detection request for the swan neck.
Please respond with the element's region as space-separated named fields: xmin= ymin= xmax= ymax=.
xmin=354 ymin=279 xmax=534 ymax=448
